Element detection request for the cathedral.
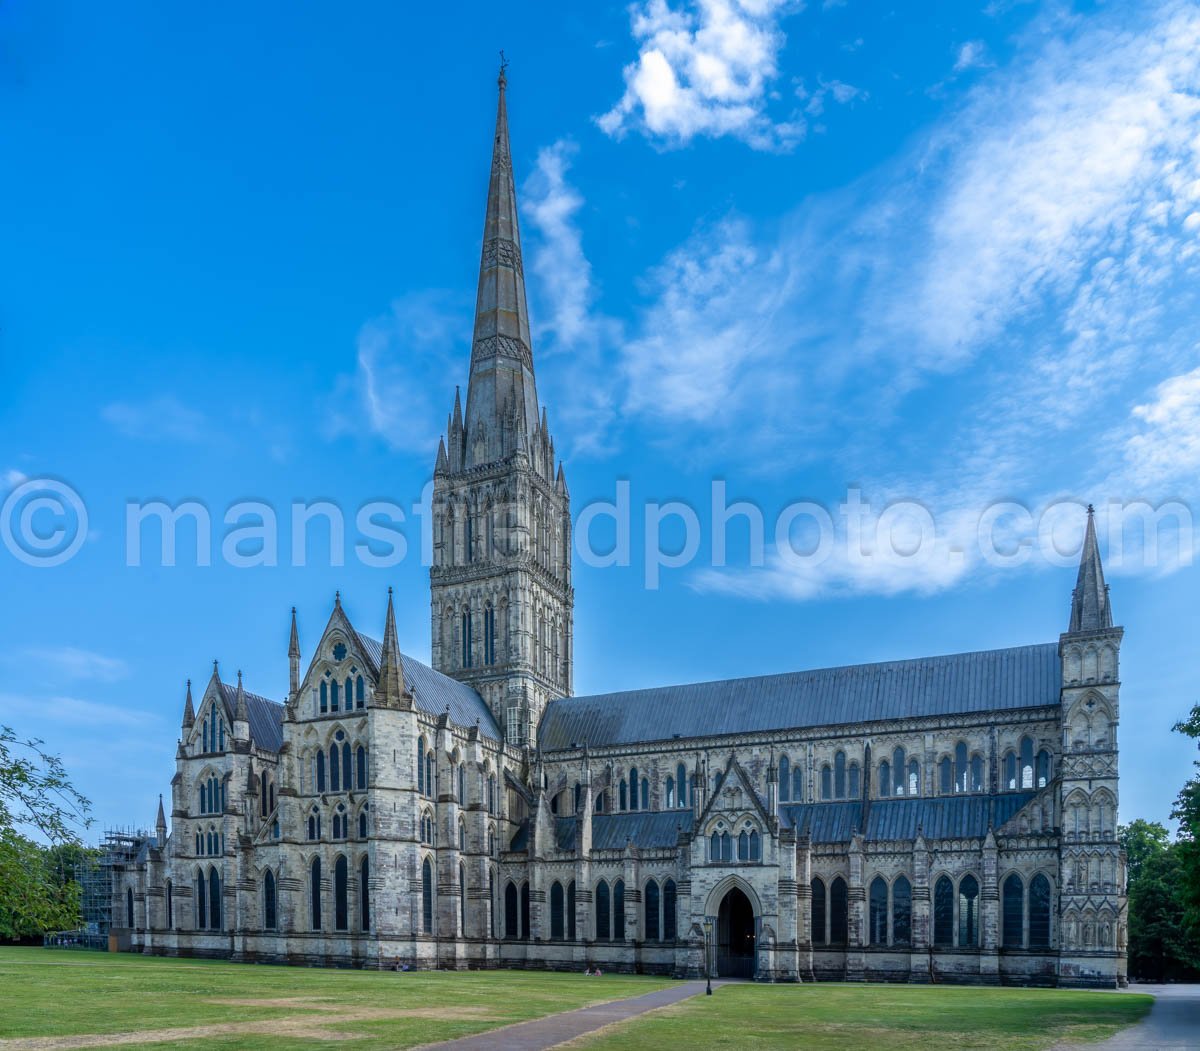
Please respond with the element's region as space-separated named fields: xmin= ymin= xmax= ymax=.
xmin=116 ymin=71 xmax=1128 ymax=987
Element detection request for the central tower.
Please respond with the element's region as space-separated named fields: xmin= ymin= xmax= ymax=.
xmin=430 ymin=68 xmax=573 ymax=747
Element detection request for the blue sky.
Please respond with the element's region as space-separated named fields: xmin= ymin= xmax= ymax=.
xmin=2 ymin=0 xmax=1199 ymax=835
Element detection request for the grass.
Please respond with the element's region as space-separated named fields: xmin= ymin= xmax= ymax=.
xmin=0 ymin=949 xmax=1152 ymax=1050
xmin=0 ymin=947 xmax=671 ymax=1048
xmin=572 ymin=982 xmax=1154 ymax=1051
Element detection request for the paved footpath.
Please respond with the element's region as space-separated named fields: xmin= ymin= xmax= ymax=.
xmin=421 ymin=979 xmax=718 ymax=1051
xmin=1057 ymin=984 xmax=1200 ymax=1051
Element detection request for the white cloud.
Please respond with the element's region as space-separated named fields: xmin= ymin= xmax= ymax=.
xmin=101 ymin=395 xmax=208 ymax=442
xmin=1 ymin=694 xmax=154 ymax=729
xmin=2 ymin=468 xmax=26 ymax=489
xmin=333 ymin=291 xmax=469 ymax=455
xmin=953 ymin=40 xmax=990 ymax=73
xmin=18 ymin=646 xmax=130 ymax=682
xmin=1123 ymin=366 xmax=1200 ymax=490
xmin=523 ymin=141 xmax=624 ymax=457
xmin=598 ymin=0 xmax=806 ymax=150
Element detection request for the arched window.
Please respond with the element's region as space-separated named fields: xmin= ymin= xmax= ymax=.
xmin=331 ymin=679 xmax=340 ymax=712
xmin=665 ymin=776 xmax=675 ymax=808
xmin=907 ymin=759 xmax=919 ymax=796
xmin=1036 ymin=750 xmax=1051 ymax=788
xmin=165 ymin=879 xmax=173 ymax=928
xmin=848 ymin=762 xmax=860 ymax=798
xmin=596 ymin=880 xmax=611 ymax=941
xmin=127 ymin=887 xmax=134 ymax=927
xmin=955 ymin=742 xmax=969 ymax=792
xmin=310 ymin=858 xmax=321 ymax=930
xmin=645 ymin=879 xmax=660 ymax=941
xmin=710 ymin=830 xmax=720 ymax=861
xmin=458 ymin=763 xmax=466 ymax=804
xmin=933 ymin=876 xmax=953 ymax=945
xmin=334 ymin=855 xmax=348 ymax=931
xmin=421 ymin=857 xmax=434 ymax=934
xmin=358 ymin=808 xmax=368 ymax=838
xmin=505 ymin=882 xmax=519 ymax=939
xmin=869 ymin=877 xmax=888 ymax=944
xmin=663 ymin=877 xmax=678 ymax=940
xmin=357 ymin=746 xmax=367 ymax=790
xmin=208 ymin=866 xmax=221 ymax=930
xmin=203 ymin=716 xmax=210 ymax=753
xmin=738 ymin=830 xmax=749 ymax=860
xmin=939 ymin=756 xmax=952 ymax=794
xmin=1029 ymin=874 xmax=1052 ymax=948
xmin=1020 ymin=736 xmax=1035 ymax=789
xmin=488 ymin=775 xmax=497 ymax=814
xmin=196 ymin=870 xmax=206 ymax=929
xmin=830 ymin=877 xmax=848 ymax=944
xmin=892 ymin=876 xmax=912 ymax=944
xmin=820 ymin=764 xmax=832 ymax=800
xmin=893 ymin=747 xmax=906 ymax=795
xmin=568 ymin=880 xmax=577 ymax=941
xmin=958 ymin=875 xmax=980 ymax=947
xmin=263 ymin=870 xmax=277 ymax=930
xmin=619 ymin=780 xmax=628 ymax=811
xmin=483 ymin=605 xmax=496 ymax=666
xmin=461 ymin=611 xmax=473 ymax=668
xmin=356 ymin=675 xmax=365 ymax=708
xmin=459 ymin=863 xmax=467 ymax=935
xmin=320 ymin=680 xmax=328 ymax=713
xmin=417 ymin=736 xmax=426 ymax=795
xmin=811 ymin=878 xmax=826 ymax=944
xmin=1003 ymin=873 xmax=1024 ymax=948
xmin=779 ymin=755 xmax=791 ymax=802
xmin=834 ymin=751 xmax=846 ymax=798
xmin=342 ymin=741 xmax=352 ymax=787
xmin=425 ymin=752 xmax=434 ymax=797
xmin=677 ymin=763 xmax=689 ymax=807
xmin=629 ymin=767 xmax=639 ymax=811
xmin=793 ymin=766 xmax=804 ymax=802
xmin=550 ymin=881 xmax=565 ymax=941
xmin=316 ymin=750 xmax=326 ymax=793
xmin=969 ymin=754 xmax=984 ymax=792
xmin=520 ymin=881 xmax=531 ymax=940
xmin=360 ymin=857 xmax=370 ymax=931
xmin=879 ymin=760 xmax=891 ymax=797
xmin=613 ymin=879 xmax=625 ymax=941
xmin=458 ymin=819 xmax=466 ymax=852
xmin=1004 ymin=752 xmax=1018 ymax=790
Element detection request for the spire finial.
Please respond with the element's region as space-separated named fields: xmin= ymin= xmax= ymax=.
xmin=499 ymin=50 xmax=508 ymax=89
xmin=1068 ymin=503 xmax=1113 ymax=633
xmin=335 ymin=590 xmax=341 ymax=607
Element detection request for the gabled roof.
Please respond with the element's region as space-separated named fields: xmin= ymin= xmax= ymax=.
xmin=780 ymin=792 xmax=1038 ymax=843
xmin=356 ymin=635 xmax=501 ymax=740
xmin=538 ymin=643 xmax=1061 ymax=751
xmin=218 ymin=682 xmax=283 ymax=752
xmin=511 ymin=811 xmax=688 ymax=854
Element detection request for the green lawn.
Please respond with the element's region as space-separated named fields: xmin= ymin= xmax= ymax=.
xmin=0 ymin=949 xmax=1152 ymax=1050
xmin=574 ymin=982 xmax=1153 ymax=1051
xmin=0 ymin=947 xmax=671 ymax=1049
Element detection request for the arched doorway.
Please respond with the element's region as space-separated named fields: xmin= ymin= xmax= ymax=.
xmin=717 ymin=886 xmax=756 ymax=979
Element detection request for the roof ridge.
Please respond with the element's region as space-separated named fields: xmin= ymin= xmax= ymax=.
xmin=557 ymin=641 xmax=1059 ymax=706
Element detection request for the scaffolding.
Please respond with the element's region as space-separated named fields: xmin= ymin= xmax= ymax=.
xmin=46 ymin=827 xmax=154 ymax=951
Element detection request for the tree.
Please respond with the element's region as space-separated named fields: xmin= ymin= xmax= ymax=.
xmin=0 ymin=726 xmax=92 ymax=938
xmin=1171 ymin=704 xmax=1200 ymax=929
xmin=1120 ymin=821 xmax=1200 ymax=981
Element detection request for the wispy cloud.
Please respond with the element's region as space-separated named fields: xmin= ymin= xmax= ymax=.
xmin=598 ymin=0 xmax=805 ymax=150
xmin=523 ymin=140 xmax=624 ymax=456
xmin=17 ymin=646 xmax=130 ymax=682
xmin=953 ymin=40 xmax=990 ymax=73
xmin=2 ymin=468 xmax=26 ymax=489
xmin=332 ymin=290 xmax=470 ymax=455
xmin=1122 ymin=366 xmax=1200 ymax=492
xmin=101 ymin=395 xmax=208 ymax=442
xmin=0 ymin=693 xmax=153 ymax=729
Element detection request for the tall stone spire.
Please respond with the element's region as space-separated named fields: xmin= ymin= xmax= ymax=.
xmin=182 ymin=680 xmax=195 ymax=730
xmin=461 ymin=62 xmax=540 ymax=468
xmin=288 ymin=606 xmax=301 ymax=699
xmin=377 ymin=588 xmax=408 ymax=708
xmin=1069 ymin=505 xmax=1113 ymax=632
